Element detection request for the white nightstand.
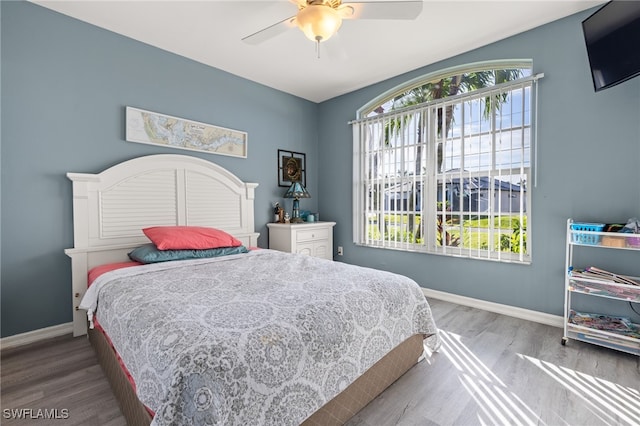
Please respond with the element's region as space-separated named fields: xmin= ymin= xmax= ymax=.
xmin=267 ymin=222 xmax=336 ymax=260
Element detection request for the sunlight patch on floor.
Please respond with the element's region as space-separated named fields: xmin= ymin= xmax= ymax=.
xmin=439 ymin=330 xmax=543 ymax=426
xmin=519 ymin=353 xmax=640 ymax=426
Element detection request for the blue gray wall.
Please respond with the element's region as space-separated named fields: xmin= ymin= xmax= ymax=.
xmin=318 ymin=7 xmax=640 ymax=318
xmin=2 ymin=2 xmax=639 ymax=338
xmin=1 ymin=1 xmax=319 ymax=337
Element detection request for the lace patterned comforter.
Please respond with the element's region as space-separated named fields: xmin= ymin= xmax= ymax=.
xmin=82 ymin=249 xmax=440 ymax=425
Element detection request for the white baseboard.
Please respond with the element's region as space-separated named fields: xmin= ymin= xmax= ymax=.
xmin=422 ymin=288 xmax=564 ymax=328
xmin=0 ymin=322 xmax=74 ymax=351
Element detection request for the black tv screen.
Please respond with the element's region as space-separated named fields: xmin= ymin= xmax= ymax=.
xmin=582 ymin=1 xmax=640 ymax=92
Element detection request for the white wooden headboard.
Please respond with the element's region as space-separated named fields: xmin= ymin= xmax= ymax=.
xmin=65 ymin=154 xmax=259 ymax=336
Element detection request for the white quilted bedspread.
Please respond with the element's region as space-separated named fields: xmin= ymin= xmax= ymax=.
xmin=82 ymin=249 xmax=440 ymax=425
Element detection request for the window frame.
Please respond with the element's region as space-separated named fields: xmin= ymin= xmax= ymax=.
xmin=352 ymin=61 xmax=540 ymax=264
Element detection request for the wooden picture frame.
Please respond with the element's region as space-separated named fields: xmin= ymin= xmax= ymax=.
xmin=278 ymin=150 xmax=306 ymax=187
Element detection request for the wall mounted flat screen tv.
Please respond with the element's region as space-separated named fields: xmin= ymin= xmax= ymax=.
xmin=582 ymin=1 xmax=640 ymax=92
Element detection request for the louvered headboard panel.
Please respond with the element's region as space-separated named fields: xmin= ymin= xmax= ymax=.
xmin=185 ymin=170 xmax=245 ymax=230
xmin=65 ymin=154 xmax=259 ymax=336
xmin=100 ymin=169 xmax=179 ymax=239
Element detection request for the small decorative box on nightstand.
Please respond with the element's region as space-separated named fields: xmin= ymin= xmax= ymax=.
xmin=267 ymin=222 xmax=336 ymax=260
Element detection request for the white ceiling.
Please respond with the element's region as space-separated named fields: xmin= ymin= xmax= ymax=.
xmin=31 ymin=0 xmax=604 ymax=103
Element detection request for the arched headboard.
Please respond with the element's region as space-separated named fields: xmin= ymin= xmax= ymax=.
xmin=65 ymin=154 xmax=259 ymax=336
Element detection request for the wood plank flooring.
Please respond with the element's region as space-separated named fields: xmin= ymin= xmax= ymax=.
xmin=1 ymin=332 xmax=126 ymax=426
xmin=348 ymin=299 xmax=640 ymax=426
xmin=1 ymin=299 xmax=638 ymax=425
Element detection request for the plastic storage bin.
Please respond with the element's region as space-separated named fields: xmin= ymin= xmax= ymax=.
xmin=570 ymin=222 xmax=605 ymax=245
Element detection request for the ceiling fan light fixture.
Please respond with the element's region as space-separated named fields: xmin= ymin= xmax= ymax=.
xmin=296 ymin=4 xmax=342 ymax=42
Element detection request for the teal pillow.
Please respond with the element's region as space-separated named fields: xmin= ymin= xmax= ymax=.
xmin=128 ymin=243 xmax=248 ymax=264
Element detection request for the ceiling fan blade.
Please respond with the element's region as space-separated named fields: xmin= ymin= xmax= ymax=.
xmin=242 ymin=15 xmax=297 ymax=45
xmin=344 ymin=1 xmax=423 ymax=20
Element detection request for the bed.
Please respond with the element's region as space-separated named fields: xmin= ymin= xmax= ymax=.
xmin=64 ymin=154 xmax=440 ymax=425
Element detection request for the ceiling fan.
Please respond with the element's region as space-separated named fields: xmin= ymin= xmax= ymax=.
xmin=242 ymin=0 xmax=423 ymax=47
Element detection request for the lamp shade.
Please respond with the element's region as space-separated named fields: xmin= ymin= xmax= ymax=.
xmin=296 ymin=4 xmax=342 ymax=42
xmin=284 ymin=181 xmax=311 ymax=199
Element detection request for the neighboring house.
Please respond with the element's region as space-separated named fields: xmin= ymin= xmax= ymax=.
xmin=384 ymin=181 xmax=422 ymax=212
xmin=440 ymin=175 xmax=526 ymax=213
xmin=384 ymin=173 xmax=526 ymax=213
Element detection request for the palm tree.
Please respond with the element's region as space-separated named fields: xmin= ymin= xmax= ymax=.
xmin=378 ymin=68 xmax=524 ymax=244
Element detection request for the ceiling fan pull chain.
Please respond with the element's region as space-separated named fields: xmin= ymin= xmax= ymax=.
xmin=316 ymin=38 xmax=320 ymax=59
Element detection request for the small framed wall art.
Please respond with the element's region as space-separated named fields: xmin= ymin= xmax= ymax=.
xmin=278 ymin=150 xmax=306 ymax=187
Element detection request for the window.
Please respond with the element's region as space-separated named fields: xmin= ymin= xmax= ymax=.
xmin=352 ymin=62 xmax=540 ymax=263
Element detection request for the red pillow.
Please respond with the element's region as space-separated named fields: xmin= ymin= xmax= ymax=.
xmin=143 ymin=226 xmax=242 ymax=250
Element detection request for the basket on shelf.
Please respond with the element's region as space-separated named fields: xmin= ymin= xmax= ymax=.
xmin=570 ymin=222 xmax=605 ymax=245
xmin=628 ymin=236 xmax=640 ymax=248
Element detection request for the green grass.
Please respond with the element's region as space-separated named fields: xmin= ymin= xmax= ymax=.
xmin=465 ymin=215 xmax=527 ymax=230
xmin=368 ymin=213 xmax=525 ymax=229
xmin=367 ymin=213 xmax=527 ymax=252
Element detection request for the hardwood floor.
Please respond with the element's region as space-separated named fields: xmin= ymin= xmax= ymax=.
xmin=348 ymin=299 xmax=640 ymax=426
xmin=1 ymin=299 xmax=638 ymax=425
xmin=1 ymin=333 xmax=126 ymax=426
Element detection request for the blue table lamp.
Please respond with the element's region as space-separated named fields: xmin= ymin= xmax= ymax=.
xmin=284 ymin=181 xmax=311 ymax=223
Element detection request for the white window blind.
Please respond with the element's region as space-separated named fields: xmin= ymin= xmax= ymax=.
xmin=352 ymin=74 xmax=541 ymax=263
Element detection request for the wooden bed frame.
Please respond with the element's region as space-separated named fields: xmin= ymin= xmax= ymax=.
xmin=65 ymin=154 xmax=424 ymax=425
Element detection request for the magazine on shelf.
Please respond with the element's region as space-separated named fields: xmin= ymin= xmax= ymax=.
xmin=569 ymin=266 xmax=640 ymax=286
xmin=568 ymin=280 xmax=640 ymax=301
xmin=568 ymin=310 xmax=640 ymax=339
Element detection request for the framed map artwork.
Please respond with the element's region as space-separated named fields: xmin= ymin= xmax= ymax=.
xmin=278 ymin=150 xmax=306 ymax=187
xmin=125 ymin=107 xmax=247 ymax=158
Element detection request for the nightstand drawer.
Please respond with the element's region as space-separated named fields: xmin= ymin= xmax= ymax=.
xmin=296 ymin=228 xmax=329 ymax=242
xmin=267 ymin=221 xmax=336 ymax=261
